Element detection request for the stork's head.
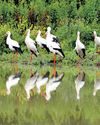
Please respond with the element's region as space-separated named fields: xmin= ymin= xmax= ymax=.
xmin=93 ymin=31 xmax=97 ymax=37
xmin=47 ymin=27 xmax=51 ymax=32
xmin=6 ymin=31 xmax=11 ymax=36
xmin=77 ymin=31 xmax=80 ymax=36
xmin=46 ymin=27 xmax=51 ymax=36
xmin=38 ymin=30 xmax=41 ymax=35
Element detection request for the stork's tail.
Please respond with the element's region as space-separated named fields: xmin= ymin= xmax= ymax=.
xmin=13 ymin=46 xmax=23 ymax=54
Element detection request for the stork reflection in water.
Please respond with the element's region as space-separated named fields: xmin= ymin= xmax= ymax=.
xmin=75 ymin=70 xmax=85 ymax=100
xmin=93 ymin=72 xmax=100 ymax=96
xmin=6 ymin=64 xmax=21 ymax=95
xmin=24 ymin=68 xmax=39 ymax=100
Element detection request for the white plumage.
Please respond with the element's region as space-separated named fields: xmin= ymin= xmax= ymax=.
xmin=6 ymin=73 xmax=21 ymax=95
xmin=36 ymin=71 xmax=49 ymax=94
xmin=75 ymin=31 xmax=86 ymax=58
xmin=93 ymin=31 xmax=100 ymax=47
xmin=24 ymin=72 xmax=39 ymax=100
xmin=46 ymin=27 xmax=65 ymax=58
xmin=25 ymin=29 xmax=39 ymax=56
xmin=93 ymin=77 xmax=100 ymax=96
xmin=36 ymin=30 xmax=50 ymax=52
xmin=75 ymin=71 xmax=85 ymax=100
xmin=46 ymin=27 xmax=59 ymax=44
xmin=45 ymin=73 xmax=64 ymax=101
xmin=36 ymin=30 xmax=46 ymax=47
xmin=6 ymin=31 xmax=22 ymax=53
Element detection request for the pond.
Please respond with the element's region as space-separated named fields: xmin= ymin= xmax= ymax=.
xmin=0 ymin=62 xmax=100 ymax=125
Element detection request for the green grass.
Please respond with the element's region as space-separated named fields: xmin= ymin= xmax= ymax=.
xmin=0 ymin=50 xmax=100 ymax=67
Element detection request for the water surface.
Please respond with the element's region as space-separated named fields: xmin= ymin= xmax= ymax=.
xmin=0 ymin=62 xmax=100 ymax=125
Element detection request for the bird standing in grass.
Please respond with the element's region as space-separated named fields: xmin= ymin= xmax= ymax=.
xmin=6 ymin=31 xmax=23 ymax=62
xmin=46 ymin=27 xmax=65 ymax=64
xmin=25 ymin=29 xmax=39 ymax=64
xmin=36 ymin=30 xmax=50 ymax=53
xmin=93 ymin=31 xmax=100 ymax=54
xmin=75 ymin=31 xmax=86 ymax=59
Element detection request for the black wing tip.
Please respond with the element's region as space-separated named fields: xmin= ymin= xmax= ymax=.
xmin=54 ymin=48 xmax=65 ymax=58
xmin=13 ymin=46 xmax=23 ymax=54
xmin=30 ymin=50 xmax=39 ymax=57
xmin=53 ymin=37 xmax=59 ymax=43
xmin=76 ymin=49 xmax=86 ymax=59
xmin=43 ymin=71 xmax=50 ymax=78
xmin=51 ymin=71 xmax=58 ymax=78
xmin=42 ymin=44 xmax=50 ymax=53
xmin=13 ymin=72 xmax=22 ymax=79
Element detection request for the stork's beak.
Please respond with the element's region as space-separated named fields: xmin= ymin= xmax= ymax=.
xmin=24 ymin=32 xmax=26 ymax=36
xmin=4 ymin=33 xmax=7 ymax=38
xmin=45 ymin=32 xmax=47 ymax=35
xmin=92 ymin=33 xmax=95 ymax=40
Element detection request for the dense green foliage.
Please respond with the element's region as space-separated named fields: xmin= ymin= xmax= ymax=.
xmin=0 ymin=0 xmax=100 ymax=61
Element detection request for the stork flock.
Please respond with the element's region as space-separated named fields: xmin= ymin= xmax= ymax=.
xmin=6 ymin=27 xmax=100 ymax=64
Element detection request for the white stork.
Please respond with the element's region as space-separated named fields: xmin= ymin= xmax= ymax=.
xmin=93 ymin=31 xmax=100 ymax=53
xmin=6 ymin=31 xmax=23 ymax=61
xmin=36 ymin=30 xmax=50 ymax=53
xmin=36 ymin=71 xmax=50 ymax=94
xmin=75 ymin=71 xmax=85 ymax=100
xmin=6 ymin=72 xmax=21 ymax=95
xmin=25 ymin=29 xmax=39 ymax=63
xmin=46 ymin=27 xmax=65 ymax=64
xmin=24 ymin=71 xmax=39 ymax=100
xmin=75 ymin=31 xmax=86 ymax=59
xmin=93 ymin=72 xmax=100 ymax=96
xmin=44 ymin=73 xmax=64 ymax=101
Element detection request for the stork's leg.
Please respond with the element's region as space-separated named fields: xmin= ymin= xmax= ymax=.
xmin=76 ymin=57 xmax=82 ymax=67
xmin=96 ymin=46 xmax=100 ymax=54
xmin=53 ymin=54 xmax=56 ymax=65
xmin=30 ymin=52 xmax=33 ymax=64
xmin=15 ymin=63 xmax=18 ymax=73
xmin=16 ymin=51 xmax=18 ymax=63
xmin=41 ymin=91 xmax=46 ymax=97
xmin=12 ymin=52 xmax=15 ymax=63
xmin=52 ymin=65 xmax=56 ymax=77
xmin=96 ymin=46 xmax=98 ymax=53
xmin=30 ymin=67 xmax=33 ymax=77
xmin=96 ymin=72 xmax=100 ymax=76
xmin=32 ymin=89 xmax=34 ymax=95
xmin=98 ymin=47 xmax=100 ymax=54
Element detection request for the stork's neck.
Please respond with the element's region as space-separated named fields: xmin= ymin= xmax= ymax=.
xmin=7 ymin=33 xmax=11 ymax=39
xmin=77 ymin=34 xmax=80 ymax=42
xmin=94 ymin=33 xmax=97 ymax=39
xmin=27 ymin=31 xmax=30 ymax=38
xmin=6 ymin=34 xmax=11 ymax=44
xmin=37 ymin=32 xmax=41 ymax=38
xmin=46 ymin=31 xmax=50 ymax=39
